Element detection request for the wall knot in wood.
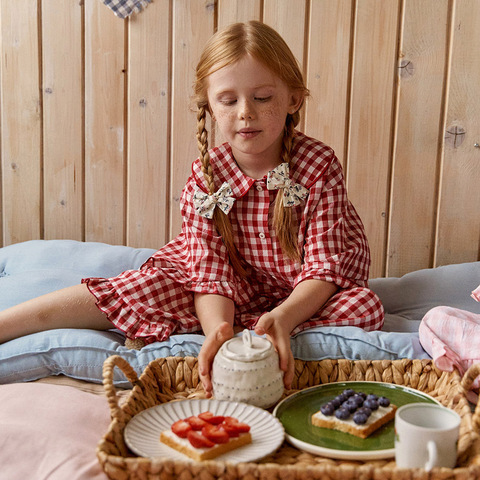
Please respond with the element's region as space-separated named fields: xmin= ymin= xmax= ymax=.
xmin=445 ymin=125 xmax=466 ymax=148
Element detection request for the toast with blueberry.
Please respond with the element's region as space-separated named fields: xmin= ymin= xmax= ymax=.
xmin=311 ymin=389 xmax=397 ymax=439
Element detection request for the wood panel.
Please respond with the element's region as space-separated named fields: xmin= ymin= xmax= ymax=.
xmin=42 ymin=1 xmax=84 ymax=240
xmin=84 ymin=0 xmax=126 ymax=244
xmin=304 ymin=0 xmax=353 ymax=164
xmin=217 ymin=0 xmax=261 ymax=26
xmin=0 ymin=0 xmax=42 ymax=244
xmin=435 ymin=0 xmax=480 ymax=266
xmin=346 ymin=0 xmax=400 ymax=277
xmin=387 ymin=0 xmax=450 ymax=277
xmin=126 ymin=0 xmax=171 ymax=249
xmin=0 ymin=0 xmax=479 ymax=278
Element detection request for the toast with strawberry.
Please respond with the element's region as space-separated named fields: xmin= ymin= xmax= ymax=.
xmin=160 ymin=411 xmax=252 ymax=461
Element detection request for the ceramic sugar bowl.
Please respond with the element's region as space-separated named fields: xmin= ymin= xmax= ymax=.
xmin=212 ymin=329 xmax=284 ymax=408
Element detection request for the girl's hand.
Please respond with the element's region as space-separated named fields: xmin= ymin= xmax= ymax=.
xmin=198 ymin=322 xmax=234 ymax=397
xmin=253 ymin=279 xmax=338 ymax=390
xmin=254 ymin=312 xmax=295 ymax=390
xmin=194 ymin=293 xmax=235 ymax=397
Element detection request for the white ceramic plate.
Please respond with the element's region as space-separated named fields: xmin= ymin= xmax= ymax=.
xmin=124 ymin=398 xmax=285 ymax=463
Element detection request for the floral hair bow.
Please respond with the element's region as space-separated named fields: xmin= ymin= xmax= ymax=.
xmin=266 ymin=163 xmax=309 ymax=207
xmin=193 ymin=182 xmax=236 ymax=219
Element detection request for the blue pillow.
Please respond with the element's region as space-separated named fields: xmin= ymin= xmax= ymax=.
xmin=0 ymin=239 xmax=437 ymax=386
xmin=0 ymin=239 xmax=155 ymax=310
xmin=0 ymin=327 xmax=428 ymax=388
xmin=0 ymin=329 xmax=204 ymax=387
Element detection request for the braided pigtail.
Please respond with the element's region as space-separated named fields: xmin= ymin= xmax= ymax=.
xmin=273 ymin=113 xmax=302 ymax=263
xmin=196 ymin=106 xmax=246 ymax=276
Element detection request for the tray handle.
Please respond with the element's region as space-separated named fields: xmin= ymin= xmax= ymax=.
xmin=461 ymin=362 xmax=480 ymax=432
xmin=102 ymin=354 xmax=140 ymax=423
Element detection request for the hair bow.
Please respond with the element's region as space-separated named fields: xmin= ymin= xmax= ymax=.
xmin=193 ymin=182 xmax=236 ymax=219
xmin=266 ymin=163 xmax=309 ymax=207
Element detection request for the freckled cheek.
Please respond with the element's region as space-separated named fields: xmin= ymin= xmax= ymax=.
xmin=212 ymin=109 xmax=238 ymax=131
xmin=214 ymin=110 xmax=235 ymax=120
xmin=258 ymin=105 xmax=288 ymax=131
xmin=258 ymin=102 xmax=287 ymax=120
xmin=260 ymin=104 xmax=279 ymax=117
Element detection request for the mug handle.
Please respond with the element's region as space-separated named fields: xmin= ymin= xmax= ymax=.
xmin=425 ymin=440 xmax=438 ymax=471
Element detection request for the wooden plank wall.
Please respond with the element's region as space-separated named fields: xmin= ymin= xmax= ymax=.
xmin=0 ymin=0 xmax=479 ymax=279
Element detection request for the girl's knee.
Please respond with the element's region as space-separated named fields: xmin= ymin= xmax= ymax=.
xmin=325 ymin=286 xmax=385 ymax=330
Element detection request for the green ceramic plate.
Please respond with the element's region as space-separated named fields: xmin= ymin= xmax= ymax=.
xmin=273 ymin=381 xmax=439 ymax=460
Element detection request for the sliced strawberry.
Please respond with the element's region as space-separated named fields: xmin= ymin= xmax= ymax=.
xmin=202 ymin=424 xmax=229 ymax=444
xmin=186 ymin=415 xmax=209 ymax=431
xmin=220 ymin=422 xmax=240 ymax=437
xmin=198 ymin=411 xmax=226 ymax=425
xmin=187 ymin=430 xmax=215 ymax=449
xmin=230 ymin=421 xmax=250 ymax=433
xmin=170 ymin=419 xmax=192 ymax=438
xmin=222 ymin=417 xmax=251 ymax=434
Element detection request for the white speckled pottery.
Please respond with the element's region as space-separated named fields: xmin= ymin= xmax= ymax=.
xmin=212 ymin=329 xmax=284 ymax=408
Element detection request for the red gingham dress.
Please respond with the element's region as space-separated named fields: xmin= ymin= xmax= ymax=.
xmin=83 ymin=132 xmax=384 ymax=344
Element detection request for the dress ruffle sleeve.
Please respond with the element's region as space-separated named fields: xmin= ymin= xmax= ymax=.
xmin=294 ymin=154 xmax=370 ymax=290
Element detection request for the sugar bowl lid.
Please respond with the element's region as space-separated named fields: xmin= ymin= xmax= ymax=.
xmin=220 ymin=329 xmax=274 ymax=362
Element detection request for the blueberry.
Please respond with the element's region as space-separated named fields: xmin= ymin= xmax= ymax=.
xmin=320 ymin=402 xmax=335 ymax=416
xmin=351 ymin=394 xmax=364 ymax=407
xmin=378 ymin=396 xmax=390 ymax=407
xmin=353 ymin=412 xmax=368 ymax=425
xmin=357 ymin=392 xmax=367 ymax=399
xmin=342 ymin=400 xmax=358 ymax=412
xmin=343 ymin=388 xmax=355 ymax=397
xmin=335 ymin=407 xmax=350 ymax=420
xmin=357 ymin=407 xmax=372 ymax=417
xmin=364 ymin=398 xmax=379 ymax=410
xmin=337 ymin=393 xmax=348 ymax=403
xmin=366 ymin=394 xmax=378 ymax=401
xmin=331 ymin=397 xmax=342 ymax=408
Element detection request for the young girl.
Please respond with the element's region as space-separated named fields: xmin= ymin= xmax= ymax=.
xmin=0 ymin=21 xmax=384 ymax=395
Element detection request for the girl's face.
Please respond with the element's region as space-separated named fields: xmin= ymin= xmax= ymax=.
xmin=207 ymin=55 xmax=302 ymax=179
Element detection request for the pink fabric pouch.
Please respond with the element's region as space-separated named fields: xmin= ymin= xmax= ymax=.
xmin=419 ymin=285 xmax=480 ymax=402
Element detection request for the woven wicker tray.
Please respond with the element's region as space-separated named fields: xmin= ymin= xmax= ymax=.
xmin=97 ymin=356 xmax=480 ymax=479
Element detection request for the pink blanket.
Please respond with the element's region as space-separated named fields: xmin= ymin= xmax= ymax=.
xmin=419 ymin=285 xmax=480 ymax=402
xmin=472 ymin=285 xmax=480 ymax=302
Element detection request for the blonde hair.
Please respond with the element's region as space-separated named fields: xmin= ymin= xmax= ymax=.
xmin=194 ymin=21 xmax=309 ymax=275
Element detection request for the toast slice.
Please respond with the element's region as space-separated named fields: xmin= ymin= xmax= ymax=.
xmin=160 ymin=429 xmax=251 ymax=461
xmin=312 ymin=404 xmax=397 ymax=438
xmin=160 ymin=412 xmax=252 ymax=461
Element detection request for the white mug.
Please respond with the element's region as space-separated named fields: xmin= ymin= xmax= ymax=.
xmin=395 ymin=403 xmax=461 ymax=470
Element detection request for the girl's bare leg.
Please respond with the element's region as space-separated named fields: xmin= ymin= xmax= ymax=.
xmin=0 ymin=283 xmax=112 ymax=344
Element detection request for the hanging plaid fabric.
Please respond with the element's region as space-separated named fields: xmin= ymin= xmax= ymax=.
xmin=102 ymin=0 xmax=152 ymax=19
